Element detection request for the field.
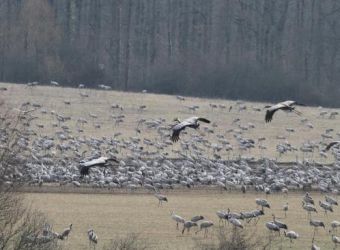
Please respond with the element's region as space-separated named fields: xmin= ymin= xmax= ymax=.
xmin=26 ymin=190 xmax=338 ymax=250
xmin=2 ymin=81 xmax=340 ymax=249
xmin=1 ymin=82 xmax=340 ymax=162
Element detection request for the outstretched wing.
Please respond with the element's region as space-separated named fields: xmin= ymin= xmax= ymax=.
xmin=80 ymin=165 xmax=91 ymax=176
xmin=265 ymin=102 xmax=291 ymax=123
xmin=171 ymin=121 xmax=190 ymax=142
xmin=325 ymin=141 xmax=340 ymax=151
xmin=171 ymin=124 xmax=187 ymax=142
xmin=82 ymin=157 xmax=107 ymax=167
xmin=265 ymin=109 xmax=278 ymax=123
xmin=197 ymin=118 xmax=211 ymax=123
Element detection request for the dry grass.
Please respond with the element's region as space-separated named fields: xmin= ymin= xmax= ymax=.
xmin=2 ymin=81 xmax=340 ymax=249
xmin=1 ymin=82 xmax=340 ymax=162
xmin=26 ymin=191 xmax=339 ymax=250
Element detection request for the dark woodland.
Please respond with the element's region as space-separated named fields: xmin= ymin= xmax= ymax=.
xmin=0 ymin=0 xmax=340 ymax=106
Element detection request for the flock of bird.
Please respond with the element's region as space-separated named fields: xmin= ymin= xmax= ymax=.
xmin=28 ymin=191 xmax=340 ymax=249
xmin=168 ymin=192 xmax=340 ymax=249
xmin=2 ymin=82 xmax=340 ymax=249
xmin=28 ymin=223 xmax=98 ymax=249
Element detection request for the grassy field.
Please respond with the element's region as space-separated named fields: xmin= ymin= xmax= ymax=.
xmin=2 ymin=82 xmax=340 ymax=249
xmin=26 ymin=190 xmax=339 ymax=250
xmin=1 ymin=82 xmax=340 ymax=162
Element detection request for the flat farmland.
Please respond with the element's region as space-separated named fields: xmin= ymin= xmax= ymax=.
xmin=26 ymin=190 xmax=338 ymax=250
xmin=0 ymin=82 xmax=340 ymax=162
xmin=2 ymin=82 xmax=340 ymax=249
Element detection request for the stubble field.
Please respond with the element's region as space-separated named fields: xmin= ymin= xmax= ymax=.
xmin=26 ymin=190 xmax=339 ymax=250
xmin=1 ymin=82 xmax=340 ymax=162
xmin=2 ymin=82 xmax=340 ymax=249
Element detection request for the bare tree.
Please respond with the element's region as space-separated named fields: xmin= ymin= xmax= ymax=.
xmin=1 ymin=0 xmax=340 ymax=106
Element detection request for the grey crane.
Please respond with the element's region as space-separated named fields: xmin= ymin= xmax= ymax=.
xmin=302 ymin=201 xmax=317 ymax=218
xmin=284 ymin=230 xmax=299 ymax=247
xmin=311 ymin=243 xmax=320 ymax=250
xmin=331 ymin=221 xmax=340 ymax=233
xmin=266 ymin=222 xmax=280 ymax=235
xmin=191 ymin=215 xmax=204 ymax=223
xmin=265 ymin=100 xmax=304 ymax=123
xmin=256 ymin=198 xmax=271 ymax=211
xmin=216 ymin=210 xmax=228 ymax=226
xmin=283 ymin=202 xmax=289 ymax=218
xmin=171 ymin=117 xmax=210 ymax=142
xmin=154 ymin=193 xmax=168 ymax=206
xmin=228 ymin=217 xmax=243 ymax=229
xmin=303 ymin=193 xmax=315 ymax=205
xmin=326 ymin=195 xmax=338 ymax=206
xmin=332 ymin=235 xmax=340 ymax=249
xmin=88 ymin=229 xmax=98 ymax=248
xmin=227 ymin=208 xmax=244 ymax=221
xmin=80 ymin=156 xmax=118 ymax=176
xmin=319 ymin=200 xmax=333 ymax=214
xmin=171 ymin=212 xmax=185 ymax=230
xmin=59 ymin=224 xmax=72 ymax=240
xmin=272 ymin=214 xmax=288 ymax=230
xmin=195 ymin=221 xmax=214 ymax=237
xmin=310 ymin=219 xmax=325 ymax=240
xmin=182 ymin=221 xmax=198 ymax=234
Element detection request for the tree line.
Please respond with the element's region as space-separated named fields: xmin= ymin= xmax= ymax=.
xmin=0 ymin=0 xmax=340 ymax=106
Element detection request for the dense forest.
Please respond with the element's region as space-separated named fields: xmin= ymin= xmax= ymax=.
xmin=0 ymin=0 xmax=340 ymax=106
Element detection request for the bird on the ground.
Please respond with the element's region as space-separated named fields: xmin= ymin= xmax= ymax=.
xmin=283 ymin=202 xmax=289 ymax=218
xmin=310 ymin=219 xmax=325 ymax=240
xmin=266 ymin=222 xmax=280 ymax=235
xmin=332 ymin=235 xmax=340 ymax=248
xmin=303 ymin=202 xmax=317 ymax=217
xmin=195 ymin=221 xmax=214 ymax=237
xmin=182 ymin=221 xmax=197 ymax=234
xmin=228 ymin=217 xmax=243 ymax=229
xmin=303 ymin=193 xmax=315 ymax=205
xmin=59 ymin=224 xmax=72 ymax=240
xmin=171 ymin=212 xmax=185 ymax=230
xmin=154 ymin=193 xmax=168 ymax=206
xmin=272 ymin=214 xmax=288 ymax=230
xmin=88 ymin=228 xmax=98 ymax=246
xmin=256 ymin=198 xmax=271 ymax=211
xmin=326 ymin=195 xmax=338 ymax=206
xmin=311 ymin=243 xmax=320 ymax=250
xmin=331 ymin=221 xmax=340 ymax=232
xmin=284 ymin=230 xmax=299 ymax=245
xmin=319 ymin=200 xmax=333 ymax=214
xmin=191 ymin=215 xmax=204 ymax=223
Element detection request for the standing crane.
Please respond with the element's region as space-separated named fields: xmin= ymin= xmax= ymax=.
xmin=59 ymin=224 xmax=72 ymax=240
xmin=154 ymin=193 xmax=168 ymax=206
xmin=171 ymin=212 xmax=185 ymax=230
xmin=284 ymin=230 xmax=299 ymax=247
xmin=88 ymin=229 xmax=98 ymax=249
xmin=195 ymin=221 xmax=214 ymax=237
